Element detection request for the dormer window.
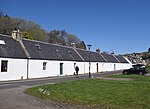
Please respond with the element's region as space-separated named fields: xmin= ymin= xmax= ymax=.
xmin=68 ymin=50 xmax=71 ymax=53
xmin=35 ymin=44 xmax=41 ymax=50
xmin=56 ymin=49 xmax=59 ymax=52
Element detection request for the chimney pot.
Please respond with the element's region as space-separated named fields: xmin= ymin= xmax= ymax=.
xmin=12 ymin=28 xmax=22 ymax=41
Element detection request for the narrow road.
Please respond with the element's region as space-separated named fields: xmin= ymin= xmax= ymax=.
xmin=0 ymin=70 xmax=122 ymax=109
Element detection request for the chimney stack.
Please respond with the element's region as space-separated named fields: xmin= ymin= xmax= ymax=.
xmin=71 ymin=43 xmax=76 ymax=49
xmin=12 ymin=28 xmax=22 ymax=41
xmin=96 ymin=48 xmax=100 ymax=53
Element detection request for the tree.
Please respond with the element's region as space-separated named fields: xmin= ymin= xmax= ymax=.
xmin=65 ymin=34 xmax=81 ymax=46
xmin=47 ymin=30 xmax=84 ymax=49
xmin=0 ymin=14 xmax=15 ymax=35
xmin=148 ymin=48 xmax=150 ymax=52
xmin=0 ymin=13 xmax=46 ymax=41
xmin=77 ymin=41 xmax=86 ymax=50
xmin=142 ymin=52 xmax=150 ymax=60
xmin=0 ymin=12 xmax=86 ymax=49
xmin=13 ymin=18 xmax=46 ymax=41
xmin=48 ymin=30 xmax=61 ymax=44
xmin=22 ymin=32 xmax=33 ymax=40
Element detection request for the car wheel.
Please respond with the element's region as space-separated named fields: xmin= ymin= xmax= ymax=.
xmin=139 ymin=72 xmax=143 ymax=75
xmin=123 ymin=71 xmax=128 ymax=75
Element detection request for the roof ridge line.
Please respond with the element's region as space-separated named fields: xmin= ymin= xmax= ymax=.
xmin=0 ymin=34 xmax=12 ymax=38
xmin=19 ymin=40 xmax=31 ymax=58
xmin=112 ymin=55 xmax=121 ymax=63
xmin=99 ymin=53 xmax=108 ymax=62
xmin=73 ymin=48 xmax=85 ymax=61
xmin=23 ymin=38 xmax=79 ymax=49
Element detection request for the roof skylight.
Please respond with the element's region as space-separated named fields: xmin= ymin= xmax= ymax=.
xmin=0 ymin=40 xmax=5 ymax=45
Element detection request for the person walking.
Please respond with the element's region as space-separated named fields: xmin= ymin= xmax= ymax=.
xmin=75 ymin=65 xmax=79 ymax=76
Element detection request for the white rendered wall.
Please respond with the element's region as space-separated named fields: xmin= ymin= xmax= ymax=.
xmin=84 ymin=62 xmax=111 ymax=73
xmin=28 ymin=59 xmax=58 ymax=78
xmin=61 ymin=61 xmax=85 ymax=76
xmin=0 ymin=58 xmax=27 ymax=81
xmin=84 ymin=62 xmax=132 ymax=74
xmin=28 ymin=59 xmax=85 ymax=79
xmin=83 ymin=62 xmax=102 ymax=73
xmin=0 ymin=57 xmax=132 ymax=81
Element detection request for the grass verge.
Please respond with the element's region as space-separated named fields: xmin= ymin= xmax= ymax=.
xmin=146 ymin=66 xmax=150 ymax=73
xmin=25 ymin=75 xmax=150 ymax=109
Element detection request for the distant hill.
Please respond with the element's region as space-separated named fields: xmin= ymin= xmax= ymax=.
xmin=123 ymin=50 xmax=150 ymax=65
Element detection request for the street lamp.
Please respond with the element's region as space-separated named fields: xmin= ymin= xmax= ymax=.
xmin=87 ymin=44 xmax=92 ymax=78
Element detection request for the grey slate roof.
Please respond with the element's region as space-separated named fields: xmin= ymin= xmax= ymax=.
xmin=0 ymin=34 xmax=129 ymax=63
xmin=76 ymin=49 xmax=107 ymax=62
xmin=0 ymin=35 xmax=27 ymax=59
xmin=22 ymin=39 xmax=83 ymax=61
xmin=101 ymin=53 xmax=120 ymax=63
xmin=115 ymin=55 xmax=129 ymax=63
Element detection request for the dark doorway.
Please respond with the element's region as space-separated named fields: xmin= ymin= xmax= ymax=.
xmin=114 ymin=64 xmax=116 ymax=71
xmin=96 ymin=63 xmax=99 ymax=73
xmin=60 ymin=63 xmax=63 ymax=75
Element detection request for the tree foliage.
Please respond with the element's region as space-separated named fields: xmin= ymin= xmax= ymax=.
xmin=142 ymin=52 xmax=150 ymax=60
xmin=0 ymin=12 xmax=86 ymax=49
xmin=48 ymin=30 xmax=66 ymax=45
xmin=0 ymin=14 xmax=46 ymax=41
xmin=77 ymin=41 xmax=87 ymax=49
xmin=0 ymin=14 xmax=15 ymax=35
xmin=13 ymin=18 xmax=46 ymax=41
xmin=141 ymin=48 xmax=150 ymax=60
xmin=48 ymin=30 xmax=86 ymax=49
xmin=22 ymin=32 xmax=33 ymax=40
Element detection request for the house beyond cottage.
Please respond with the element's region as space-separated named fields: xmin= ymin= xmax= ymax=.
xmin=0 ymin=31 xmax=132 ymax=81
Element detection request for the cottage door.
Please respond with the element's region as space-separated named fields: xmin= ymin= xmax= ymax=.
xmin=96 ymin=63 xmax=99 ymax=73
xmin=60 ymin=63 xmax=63 ymax=75
xmin=114 ymin=64 xmax=116 ymax=71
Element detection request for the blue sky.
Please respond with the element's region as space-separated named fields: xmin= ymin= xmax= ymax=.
xmin=1 ymin=0 xmax=150 ymax=54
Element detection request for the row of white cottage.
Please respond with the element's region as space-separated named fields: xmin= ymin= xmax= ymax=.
xmin=0 ymin=31 xmax=132 ymax=81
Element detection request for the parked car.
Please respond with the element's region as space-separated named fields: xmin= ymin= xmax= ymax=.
xmin=122 ymin=64 xmax=148 ymax=75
